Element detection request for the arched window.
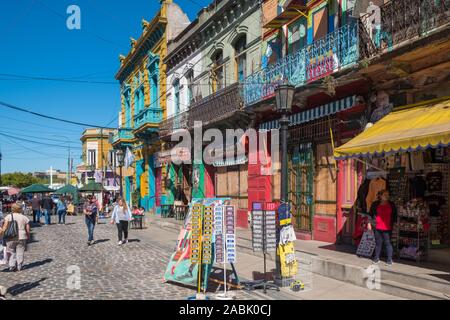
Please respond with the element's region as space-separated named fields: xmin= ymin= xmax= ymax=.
xmin=173 ymin=78 xmax=180 ymax=114
xmin=186 ymin=69 xmax=194 ymax=106
xmin=124 ymin=91 xmax=131 ymax=127
xmin=211 ymin=50 xmax=224 ymax=93
xmin=234 ymin=35 xmax=247 ymax=81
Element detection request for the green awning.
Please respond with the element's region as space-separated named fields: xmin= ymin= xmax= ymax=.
xmin=21 ymin=184 xmax=54 ymax=194
xmin=79 ymin=181 xmax=103 ymax=192
xmin=54 ymin=184 xmax=78 ymax=195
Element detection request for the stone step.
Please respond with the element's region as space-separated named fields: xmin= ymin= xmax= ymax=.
xmin=381 ymin=269 xmax=450 ymax=295
xmin=381 ymin=280 xmax=449 ymax=300
xmin=152 ymin=218 xmax=450 ymax=300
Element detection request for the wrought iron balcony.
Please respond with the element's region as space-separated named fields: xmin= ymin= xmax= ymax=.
xmin=243 ymin=23 xmax=363 ymax=106
xmin=112 ymin=128 xmax=134 ymax=147
xmin=159 ymin=82 xmax=245 ymax=138
xmin=159 ymin=111 xmax=188 ymax=138
xmin=371 ymin=0 xmax=450 ymax=52
xmin=134 ymin=107 xmax=163 ymax=129
xmin=187 ymin=82 xmax=244 ymax=128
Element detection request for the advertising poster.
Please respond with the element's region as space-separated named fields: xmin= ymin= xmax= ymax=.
xmin=163 ymin=198 xmax=230 ymax=290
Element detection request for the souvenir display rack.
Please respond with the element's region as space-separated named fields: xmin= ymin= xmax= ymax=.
xmin=397 ymin=199 xmax=429 ymax=262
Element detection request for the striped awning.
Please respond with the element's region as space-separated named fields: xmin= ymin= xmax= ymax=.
xmin=259 ymin=96 xmax=356 ymax=131
xmin=213 ymin=155 xmax=248 ymax=167
xmin=264 ymin=0 xmax=307 ymax=29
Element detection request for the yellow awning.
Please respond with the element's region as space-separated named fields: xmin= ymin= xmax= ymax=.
xmin=334 ymin=96 xmax=450 ymax=159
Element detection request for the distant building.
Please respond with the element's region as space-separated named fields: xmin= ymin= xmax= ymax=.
xmin=77 ymin=128 xmax=120 ymax=192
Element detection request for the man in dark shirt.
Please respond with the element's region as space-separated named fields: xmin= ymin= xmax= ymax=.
xmin=31 ymin=195 xmax=42 ymax=224
xmin=41 ymin=194 xmax=54 ymax=225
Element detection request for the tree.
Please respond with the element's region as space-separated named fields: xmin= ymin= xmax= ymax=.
xmin=0 ymin=172 xmax=48 ymax=188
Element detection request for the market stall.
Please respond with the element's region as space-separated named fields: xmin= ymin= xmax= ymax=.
xmin=335 ymin=97 xmax=450 ymax=261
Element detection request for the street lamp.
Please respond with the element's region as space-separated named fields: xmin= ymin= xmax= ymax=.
xmin=274 ymin=83 xmax=295 ymax=285
xmin=116 ymin=149 xmax=125 ymax=198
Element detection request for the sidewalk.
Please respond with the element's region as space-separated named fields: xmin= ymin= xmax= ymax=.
xmin=144 ymin=214 xmax=403 ymax=300
xmin=147 ymin=214 xmax=450 ymax=300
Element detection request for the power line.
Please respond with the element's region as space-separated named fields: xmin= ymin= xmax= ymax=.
xmin=0 ymin=130 xmax=79 ymax=145
xmin=0 ymin=114 xmax=82 ymax=134
xmin=0 ymin=132 xmax=82 ymax=149
xmin=1 ymin=135 xmax=76 ymax=159
xmin=0 ymin=101 xmax=115 ymax=129
xmin=0 ymin=73 xmax=117 ymax=85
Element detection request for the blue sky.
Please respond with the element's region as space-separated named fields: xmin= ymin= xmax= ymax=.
xmin=0 ymin=0 xmax=207 ymax=174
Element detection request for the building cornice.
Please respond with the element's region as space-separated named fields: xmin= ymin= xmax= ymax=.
xmin=116 ymin=12 xmax=167 ymax=82
xmin=164 ymin=0 xmax=260 ymax=72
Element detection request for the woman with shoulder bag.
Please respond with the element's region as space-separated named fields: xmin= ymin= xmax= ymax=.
xmin=0 ymin=203 xmax=30 ymax=271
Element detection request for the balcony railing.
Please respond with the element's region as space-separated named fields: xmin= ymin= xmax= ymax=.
xmin=243 ymin=22 xmax=362 ymax=106
xmin=112 ymin=128 xmax=134 ymax=145
xmin=370 ymin=0 xmax=450 ymax=52
xmin=134 ymin=107 xmax=163 ymax=129
xmin=159 ymin=82 xmax=244 ymax=138
xmin=159 ymin=111 xmax=188 ymax=138
xmin=188 ymin=82 xmax=243 ymax=127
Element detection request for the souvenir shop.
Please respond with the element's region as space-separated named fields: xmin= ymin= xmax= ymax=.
xmin=334 ymin=97 xmax=450 ymax=262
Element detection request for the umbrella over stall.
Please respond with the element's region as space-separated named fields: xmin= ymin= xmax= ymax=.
xmin=54 ymin=184 xmax=80 ymax=205
xmin=21 ymin=184 xmax=54 ymax=194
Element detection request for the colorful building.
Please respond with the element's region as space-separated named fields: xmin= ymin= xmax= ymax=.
xmin=77 ymin=128 xmax=119 ymax=192
xmin=160 ymin=0 xmax=262 ymax=221
xmin=112 ymin=0 xmax=190 ymax=210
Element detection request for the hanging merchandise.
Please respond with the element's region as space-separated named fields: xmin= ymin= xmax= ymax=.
xmin=214 ymin=205 xmax=224 ymax=264
xmin=365 ymin=177 xmax=386 ymax=210
xmin=278 ymin=242 xmax=298 ymax=278
xmin=225 ymin=206 xmax=236 ymax=263
xmin=280 ymin=225 xmax=297 ymax=245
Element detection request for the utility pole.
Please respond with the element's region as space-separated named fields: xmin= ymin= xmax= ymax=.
xmin=0 ymin=150 xmax=3 ymax=186
xmin=50 ymin=166 xmax=53 ymax=186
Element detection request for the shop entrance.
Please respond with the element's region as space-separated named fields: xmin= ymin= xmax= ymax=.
xmin=290 ymin=144 xmax=314 ymax=232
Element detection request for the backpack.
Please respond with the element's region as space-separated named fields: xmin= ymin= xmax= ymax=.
xmin=4 ymin=213 xmax=19 ymax=240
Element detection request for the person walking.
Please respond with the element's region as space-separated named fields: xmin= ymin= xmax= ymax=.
xmin=110 ymin=198 xmax=132 ymax=245
xmin=41 ymin=194 xmax=54 ymax=226
xmin=31 ymin=195 xmax=41 ymax=225
xmin=0 ymin=203 xmax=31 ymax=271
xmin=57 ymin=196 xmax=67 ymax=225
xmin=368 ymin=190 xmax=397 ymax=266
xmin=84 ymin=197 xmax=98 ymax=246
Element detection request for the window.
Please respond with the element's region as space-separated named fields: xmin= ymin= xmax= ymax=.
xmin=173 ymin=79 xmax=180 ymax=114
xmin=211 ymin=50 xmax=224 ymax=93
xmin=186 ymin=70 xmax=194 ymax=106
xmin=234 ymin=35 xmax=247 ymax=81
xmin=124 ymin=92 xmax=131 ymax=128
xmin=88 ymin=150 xmax=96 ymax=168
xmin=108 ymin=150 xmax=117 ymax=168
xmin=288 ymin=18 xmax=307 ymax=54
xmin=151 ymin=75 xmax=158 ymax=108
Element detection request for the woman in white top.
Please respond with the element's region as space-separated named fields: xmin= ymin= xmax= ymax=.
xmin=110 ymin=198 xmax=132 ymax=245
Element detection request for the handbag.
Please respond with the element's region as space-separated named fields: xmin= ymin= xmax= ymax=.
xmin=356 ymin=230 xmax=376 ymax=258
xmin=4 ymin=213 xmax=18 ymax=240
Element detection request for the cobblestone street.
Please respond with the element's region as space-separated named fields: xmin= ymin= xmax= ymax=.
xmin=0 ymin=216 xmax=259 ymax=300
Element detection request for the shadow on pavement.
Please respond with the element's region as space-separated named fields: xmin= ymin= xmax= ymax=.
xmin=128 ymin=239 xmax=141 ymax=243
xmin=94 ymin=239 xmax=110 ymax=244
xmin=22 ymin=258 xmax=53 ymax=271
xmin=7 ymin=278 xmax=47 ymax=296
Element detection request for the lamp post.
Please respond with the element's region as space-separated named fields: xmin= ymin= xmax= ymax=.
xmin=52 ymin=135 xmax=71 ymax=185
xmin=116 ymin=149 xmax=125 ymax=198
xmin=274 ymin=83 xmax=295 ymax=284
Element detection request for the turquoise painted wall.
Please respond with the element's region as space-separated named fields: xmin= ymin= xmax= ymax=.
xmin=148 ymin=154 xmax=156 ymax=210
xmin=192 ymin=162 xmax=206 ymax=199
